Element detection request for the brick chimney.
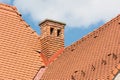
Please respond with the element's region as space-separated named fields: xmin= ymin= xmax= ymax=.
xmin=39 ymin=19 xmax=66 ymax=59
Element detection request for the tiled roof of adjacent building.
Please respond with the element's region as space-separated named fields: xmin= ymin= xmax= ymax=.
xmin=41 ymin=15 xmax=120 ymax=79
xmin=0 ymin=3 xmax=44 ymax=79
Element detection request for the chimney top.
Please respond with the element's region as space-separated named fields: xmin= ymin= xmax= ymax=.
xmin=39 ymin=19 xmax=66 ymax=26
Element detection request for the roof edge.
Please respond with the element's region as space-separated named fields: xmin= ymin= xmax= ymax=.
xmin=65 ymin=14 xmax=120 ymax=51
xmin=0 ymin=3 xmax=17 ymax=11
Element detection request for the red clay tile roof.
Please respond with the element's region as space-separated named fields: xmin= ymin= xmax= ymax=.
xmin=41 ymin=15 xmax=120 ymax=79
xmin=0 ymin=3 xmax=44 ymax=79
xmin=1 ymin=2 xmax=120 ymax=80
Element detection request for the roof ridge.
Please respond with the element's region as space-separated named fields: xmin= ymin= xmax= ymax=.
xmin=19 ymin=18 xmax=40 ymax=38
xmin=49 ymin=15 xmax=120 ymax=66
xmin=65 ymin=14 xmax=120 ymax=52
xmin=0 ymin=3 xmax=40 ymax=38
xmin=0 ymin=3 xmax=40 ymax=41
xmin=0 ymin=3 xmax=12 ymax=7
xmin=0 ymin=3 xmax=20 ymax=17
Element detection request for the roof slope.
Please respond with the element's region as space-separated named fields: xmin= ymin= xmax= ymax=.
xmin=0 ymin=3 xmax=44 ymax=79
xmin=41 ymin=15 xmax=120 ymax=79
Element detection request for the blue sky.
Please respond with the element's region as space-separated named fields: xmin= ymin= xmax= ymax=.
xmin=0 ymin=0 xmax=120 ymax=46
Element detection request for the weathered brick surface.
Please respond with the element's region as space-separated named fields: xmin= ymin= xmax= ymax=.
xmin=0 ymin=3 xmax=44 ymax=79
xmin=41 ymin=15 xmax=120 ymax=79
xmin=40 ymin=19 xmax=65 ymax=59
xmin=41 ymin=36 xmax=64 ymax=58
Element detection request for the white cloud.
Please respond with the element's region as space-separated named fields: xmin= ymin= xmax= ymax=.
xmin=13 ymin=0 xmax=120 ymax=27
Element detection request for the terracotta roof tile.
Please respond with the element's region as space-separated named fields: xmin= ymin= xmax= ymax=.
xmin=0 ymin=3 xmax=44 ymax=79
xmin=41 ymin=15 xmax=120 ymax=79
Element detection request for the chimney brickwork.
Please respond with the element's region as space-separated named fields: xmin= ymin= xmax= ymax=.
xmin=40 ymin=19 xmax=66 ymax=58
